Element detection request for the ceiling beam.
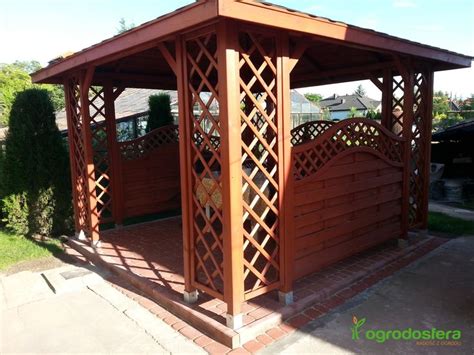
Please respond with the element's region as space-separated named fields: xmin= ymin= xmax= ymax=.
xmin=292 ymin=61 xmax=395 ymax=84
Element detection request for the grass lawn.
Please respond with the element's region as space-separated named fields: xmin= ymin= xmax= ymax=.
xmin=0 ymin=230 xmax=63 ymax=271
xmin=428 ymin=212 xmax=474 ymax=236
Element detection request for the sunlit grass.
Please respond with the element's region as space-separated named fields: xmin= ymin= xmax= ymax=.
xmin=0 ymin=230 xmax=63 ymax=271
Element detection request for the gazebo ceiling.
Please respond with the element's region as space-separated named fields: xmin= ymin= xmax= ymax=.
xmin=32 ymin=0 xmax=472 ymax=89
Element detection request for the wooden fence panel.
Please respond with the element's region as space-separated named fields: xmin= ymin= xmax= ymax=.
xmin=291 ymin=119 xmax=405 ymax=279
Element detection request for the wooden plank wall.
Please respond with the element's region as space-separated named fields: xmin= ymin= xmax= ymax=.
xmin=120 ymin=143 xmax=181 ymax=219
xmin=293 ymin=151 xmax=403 ymax=279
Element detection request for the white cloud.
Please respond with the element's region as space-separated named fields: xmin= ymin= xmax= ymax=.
xmin=393 ymin=0 xmax=417 ymax=8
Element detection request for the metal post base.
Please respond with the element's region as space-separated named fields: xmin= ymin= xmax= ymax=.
xmin=398 ymin=238 xmax=409 ymax=248
xmin=226 ymin=313 xmax=243 ymax=330
xmin=76 ymin=230 xmax=87 ymax=241
xmin=278 ymin=291 xmax=294 ymax=305
xmin=183 ymin=290 xmax=199 ymax=303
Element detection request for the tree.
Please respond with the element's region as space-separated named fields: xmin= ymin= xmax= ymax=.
xmin=432 ymin=91 xmax=450 ymax=116
xmin=146 ymin=93 xmax=174 ymax=132
xmin=348 ymin=106 xmax=360 ymax=118
xmin=354 ymin=84 xmax=366 ymax=96
xmin=366 ymin=109 xmax=382 ymax=120
xmin=117 ymin=18 xmax=136 ymax=34
xmin=0 ymin=61 xmax=64 ymax=126
xmin=304 ymin=93 xmax=322 ymax=103
xmin=460 ymin=94 xmax=473 ymax=111
xmin=1 ymin=88 xmax=72 ymax=237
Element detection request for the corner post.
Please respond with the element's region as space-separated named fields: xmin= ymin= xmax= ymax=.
xmin=421 ymin=70 xmax=434 ymax=229
xmin=277 ymin=31 xmax=295 ymax=304
xmin=176 ymin=34 xmax=198 ymax=301
xmin=381 ymin=69 xmax=393 ymax=130
xmin=103 ymin=82 xmax=124 ymax=226
xmin=217 ymin=19 xmax=245 ymax=329
xmin=63 ymin=78 xmax=81 ymax=235
xmin=79 ymin=67 xmax=100 ymax=246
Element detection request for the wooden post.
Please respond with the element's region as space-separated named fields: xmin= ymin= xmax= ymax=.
xmin=79 ymin=67 xmax=100 ymax=245
xmin=103 ymin=82 xmax=124 ymax=226
xmin=63 ymin=78 xmax=81 ymax=234
xmin=176 ymin=34 xmax=197 ymax=302
xmin=381 ymin=69 xmax=393 ymax=130
xmin=217 ymin=19 xmax=245 ymax=329
xmin=421 ymin=70 xmax=434 ymax=229
xmin=277 ymin=32 xmax=295 ymax=304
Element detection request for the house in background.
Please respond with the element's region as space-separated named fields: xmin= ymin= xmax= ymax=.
xmin=291 ymin=90 xmax=321 ymax=127
xmin=0 ymin=89 xmax=321 ymax=145
xmin=319 ymin=93 xmax=381 ymax=120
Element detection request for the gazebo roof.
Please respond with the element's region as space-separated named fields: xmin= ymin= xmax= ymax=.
xmin=32 ymin=0 xmax=472 ymax=88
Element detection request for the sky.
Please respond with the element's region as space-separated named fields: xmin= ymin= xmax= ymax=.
xmin=1 ymin=0 xmax=473 ymax=99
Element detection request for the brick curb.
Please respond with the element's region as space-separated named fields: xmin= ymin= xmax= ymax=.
xmin=67 ymin=235 xmax=447 ymax=352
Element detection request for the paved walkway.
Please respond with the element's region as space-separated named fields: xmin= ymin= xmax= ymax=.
xmin=263 ymin=237 xmax=474 ymax=354
xmin=0 ymin=263 xmax=204 ymax=354
xmin=429 ymin=201 xmax=474 ymax=221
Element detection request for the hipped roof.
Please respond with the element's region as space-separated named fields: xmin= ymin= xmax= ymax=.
xmin=31 ymin=0 xmax=472 ymax=89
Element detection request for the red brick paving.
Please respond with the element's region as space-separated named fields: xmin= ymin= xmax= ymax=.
xmin=65 ymin=218 xmax=448 ymax=353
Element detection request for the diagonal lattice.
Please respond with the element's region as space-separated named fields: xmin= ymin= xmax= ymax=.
xmin=291 ymin=120 xmax=335 ymax=146
xmin=185 ymin=32 xmax=224 ymax=297
xmin=119 ymin=125 xmax=179 ymax=160
xmin=390 ymin=76 xmax=405 ymax=137
xmin=88 ymin=86 xmax=113 ymax=224
xmin=409 ymin=72 xmax=429 ymax=227
xmin=292 ymin=118 xmax=405 ymax=180
xmin=239 ymin=31 xmax=281 ymax=296
xmin=65 ymin=78 xmax=90 ymax=233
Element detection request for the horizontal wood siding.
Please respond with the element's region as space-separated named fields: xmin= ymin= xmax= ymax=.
xmin=293 ymin=151 xmax=403 ymax=279
xmin=121 ymin=143 xmax=180 ymax=218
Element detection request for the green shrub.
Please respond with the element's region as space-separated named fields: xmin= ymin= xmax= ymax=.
xmin=146 ymin=93 xmax=173 ymax=132
xmin=2 ymin=88 xmax=72 ymax=237
xmin=1 ymin=193 xmax=29 ymax=235
xmin=0 ymin=146 xmax=5 ymax=200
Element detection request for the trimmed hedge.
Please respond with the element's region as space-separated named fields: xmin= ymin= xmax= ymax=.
xmin=146 ymin=93 xmax=173 ymax=132
xmin=1 ymin=88 xmax=72 ymax=237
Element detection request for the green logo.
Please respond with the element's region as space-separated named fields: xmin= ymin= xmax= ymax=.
xmin=351 ymin=316 xmax=366 ymax=340
xmin=350 ymin=315 xmax=462 ymax=345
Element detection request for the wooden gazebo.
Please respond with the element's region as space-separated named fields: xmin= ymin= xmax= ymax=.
xmin=32 ymin=0 xmax=471 ymax=329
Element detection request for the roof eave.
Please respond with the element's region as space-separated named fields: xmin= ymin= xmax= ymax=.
xmin=31 ymin=1 xmax=219 ymax=84
xmin=218 ymin=0 xmax=472 ymax=69
xmin=32 ymin=0 xmax=473 ymax=85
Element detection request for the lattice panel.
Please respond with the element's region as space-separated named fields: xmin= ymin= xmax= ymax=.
xmin=87 ymin=87 xmax=113 ymax=224
xmin=185 ymin=32 xmax=224 ymax=297
xmin=291 ymin=120 xmax=335 ymax=146
xmin=65 ymin=78 xmax=89 ymax=233
xmin=119 ymin=125 xmax=179 ymax=160
xmin=239 ymin=31 xmax=280 ymax=296
xmin=390 ymin=76 xmax=405 ymax=137
xmin=292 ymin=118 xmax=404 ymax=180
xmin=409 ymin=72 xmax=429 ymax=227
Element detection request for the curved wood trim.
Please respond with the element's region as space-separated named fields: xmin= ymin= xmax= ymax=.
xmin=292 ymin=118 xmax=405 ymax=154
xmin=118 ymin=124 xmax=179 ymax=146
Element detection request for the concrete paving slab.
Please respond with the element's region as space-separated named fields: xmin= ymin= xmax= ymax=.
xmin=40 ymin=264 xmax=106 ymax=295
xmin=1 ymin=287 xmax=167 ymax=354
xmin=124 ymin=305 xmax=206 ymax=354
xmin=1 ymin=270 xmax=54 ymax=309
xmin=263 ymin=237 xmax=474 ymax=355
xmin=0 ymin=264 xmax=203 ymax=354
